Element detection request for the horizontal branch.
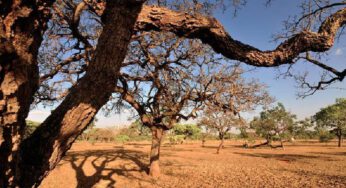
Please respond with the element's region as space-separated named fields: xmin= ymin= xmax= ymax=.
xmin=136 ymin=5 xmax=346 ymax=67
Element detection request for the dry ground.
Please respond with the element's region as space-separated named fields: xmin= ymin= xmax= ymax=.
xmin=40 ymin=140 xmax=346 ymax=188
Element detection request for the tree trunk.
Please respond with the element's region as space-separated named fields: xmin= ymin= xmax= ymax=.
xmin=216 ymin=134 xmax=224 ymax=154
xmin=149 ymin=126 xmax=164 ymax=177
xmin=0 ymin=1 xmax=55 ymax=186
xmin=16 ymin=2 xmax=144 ymax=187
xmin=202 ymin=138 xmax=206 ymax=147
xmin=280 ymin=139 xmax=285 ymax=150
xmin=337 ymin=130 xmax=342 ymax=147
xmin=251 ymin=140 xmax=270 ymax=148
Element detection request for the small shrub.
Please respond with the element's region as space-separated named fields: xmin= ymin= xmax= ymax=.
xmin=114 ymin=134 xmax=130 ymax=143
xmin=318 ymin=130 xmax=334 ymax=143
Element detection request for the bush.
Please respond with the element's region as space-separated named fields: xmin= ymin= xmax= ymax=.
xmin=173 ymin=124 xmax=201 ymax=140
xmin=114 ymin=134 xmax=130 ymax=143
xmin=168 ymin=135 xmax=186 ymax=144
xmin=318 ymin=130 xmax=334 ymax=142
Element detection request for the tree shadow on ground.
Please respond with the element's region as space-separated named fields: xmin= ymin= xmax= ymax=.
xmin=283 ymin=169 xmax=346 ymax=185
xmin=234 ymin=152 xmax=331 ymax=162
xmin=64 ymin=148 xmax=149 ymax=188
xmin=126 ymin=142 xmax=151 ymax=146
xmin=309 ymin=151 xmax=346 ymax=156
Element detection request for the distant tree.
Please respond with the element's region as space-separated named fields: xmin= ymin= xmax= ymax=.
xmin=315 ymin=127 xmax=335 ymax=143
xmin=172 ymin=124 xmax=201 ymax=143
xmin=292 ymin=118 xmax=315 ymax=139
xmin=200 ymin=110 xmax=245 ymax=154
xmin=238 ymin=126 xmax=249 ymax=139
xmin=129 ymin=119 xmax=151 ymax=136
xmin=79 ymin=118 xmax=98 ymax=141
xmin=24 ymin=121 xmax=41 ymax=139
xmin=197 ymin=124 xmax=215 ymax=147
xmin=314 ymin=98 xmax=346 ymax=147
xmin=115 ymin=122 xmax=151 ymax=142
xmin=250 ymin=103 xmax=296 ymax=148
xmin=198 ymin=69 xmax=271 ymax=153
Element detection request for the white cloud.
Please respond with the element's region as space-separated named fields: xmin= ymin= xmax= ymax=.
xmin=335 ymin=48 xmax=343 ymax=56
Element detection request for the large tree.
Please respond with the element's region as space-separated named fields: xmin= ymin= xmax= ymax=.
xmin=1 ymin=1 xmax=146 ymax=187
xmin=111 ymin=31 xmax=263 ymax=176
xmin=1 ymin=0 xmax=346 ymax=187
xmin=314 ymin=98 xmax=346 ymax=147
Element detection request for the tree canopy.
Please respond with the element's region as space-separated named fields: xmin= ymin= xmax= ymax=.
xmin=250 ymin=103 xmax=297 ymax=147
xmin=314 ymin=98 xmax=346 ymax=147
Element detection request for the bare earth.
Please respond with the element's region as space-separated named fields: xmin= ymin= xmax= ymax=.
xmin=40 ymin=140 xmax=346 ymax=188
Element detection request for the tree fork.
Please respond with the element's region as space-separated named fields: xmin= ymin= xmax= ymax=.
xmin=17 ymin=1 xmax=145 ymax=187
xmin=0 ymin=1 xmax=55 ymax=186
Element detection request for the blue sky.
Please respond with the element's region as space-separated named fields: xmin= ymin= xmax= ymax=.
xmin=27 ymin=0 xmax=346 ymax=126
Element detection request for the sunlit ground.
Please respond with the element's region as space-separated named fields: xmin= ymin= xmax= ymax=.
xmin=40 ymin=140 xmax=346 ymax=188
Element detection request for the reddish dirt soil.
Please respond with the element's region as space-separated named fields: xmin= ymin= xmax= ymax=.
xmin=40 ymin=140 xmax=346 ymax=188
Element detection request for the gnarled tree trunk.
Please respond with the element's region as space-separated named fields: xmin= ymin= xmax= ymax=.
xmin=16 ymin=1 xmax=144 ymax=187
xmin=149 ymin=126 xmax=164 ymax=177
xmin=0 ymin=1 xmax=54 ymax=187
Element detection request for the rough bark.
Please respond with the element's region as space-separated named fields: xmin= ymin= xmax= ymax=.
xmin=16 ymin=1 xmax=144 ymax=187
xmin=149 ymin=126 xmax=164 ymax=177
xmin=0 ymin=1 xmax=54 ymax=187
xmin=136 ymin=6 xmax=346 ymax=67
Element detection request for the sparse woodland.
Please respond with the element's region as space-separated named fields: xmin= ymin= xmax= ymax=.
xmin=1 ymin=0 xmax=346 ymax=187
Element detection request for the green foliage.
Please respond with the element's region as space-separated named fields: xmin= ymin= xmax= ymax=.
xmin=224 ymin=132 xmax=237 ymax=139
xmin=130 ymin=119 xmax=151 ymax=136
xmin=116 ymin=121 xmax=151 ymax=141
xmin=114 ymin=134 xmax=130 ymax=143
xmin=317 ymin=129 xmax=334 ymax=143
xmin=238 ymin=126 xmax=249 ymax=139
xmin=25 ymin=120 xmax=40 ymax=139
xmin=79 ymin=121 xmax=152 ymax=143
xmin=293 ymin=118 xmax=316 ymax=139
xmin=168 ymin=135 xmax=186 ymax=144
xmin=314 ymin=98 xmax=346 ymax=137
xmin=172 ymin=124 xmax=201 ymax=140
xmin=250 ymin=103 xmax=296 ymax=141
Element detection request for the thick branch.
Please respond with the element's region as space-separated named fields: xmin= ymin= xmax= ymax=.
xmin=136 ymin=5 xmax=346 ymax=67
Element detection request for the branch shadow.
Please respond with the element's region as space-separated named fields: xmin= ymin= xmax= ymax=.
xmin=309 ymin=151 xmax=346 ymax=156
xmin=233 ymin=152 xmax=331 ymax=162
xmin=64 ymin=148 xmax=149 ymax=188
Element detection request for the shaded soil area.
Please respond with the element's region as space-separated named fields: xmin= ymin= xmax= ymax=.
xmin=40 ymin=140 xmax=346 ymax=188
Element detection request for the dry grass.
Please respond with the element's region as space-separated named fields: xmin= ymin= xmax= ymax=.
xmin=40 ymin=140 xmax=346 ymax=188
